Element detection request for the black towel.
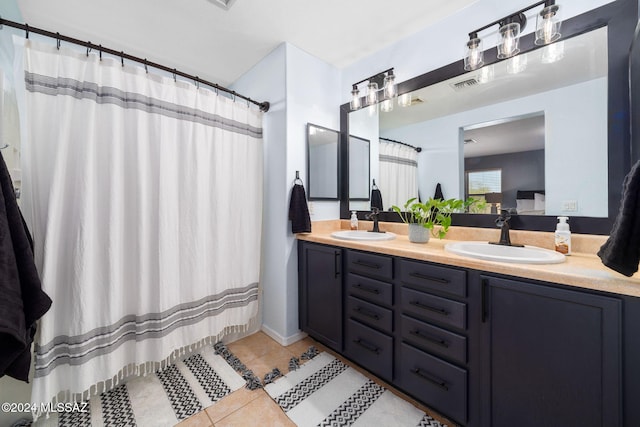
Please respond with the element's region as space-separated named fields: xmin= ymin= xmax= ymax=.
xmin=598 ymin=159 xmax=640 ymax=276
xmin=289 ymin=184 xmax=311 ymax=233
xmin=434 ymin=183 xmax=444 ymax=200
xmin=0 ymin=152 xmax=51 ymax=381
xmin=371 ymin=189 xmax=383 ymax=211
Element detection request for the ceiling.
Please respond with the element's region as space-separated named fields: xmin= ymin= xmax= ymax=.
xmin=16 ymin=0 xmax=477 ymax=86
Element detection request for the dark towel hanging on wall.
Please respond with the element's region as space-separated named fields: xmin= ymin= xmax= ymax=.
xmin=598 ymin=159 xmax=640 ymax=276
xmin=289 ymin=173 xmax=311 ymax=233
xmin=0 ymin=152 xmax=51 ymax=382
xmin=434 ymin=183 xmax=444 ymax=200
xmin=371 ymin=179 xmax=383 ymax=211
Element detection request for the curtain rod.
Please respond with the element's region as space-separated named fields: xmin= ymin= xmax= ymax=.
xmin=0 ymin=17 xmax=270 ymax=112
xmin=379 ymin=137 xmax=422 ymax=152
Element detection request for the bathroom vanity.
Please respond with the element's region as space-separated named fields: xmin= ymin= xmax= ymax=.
xmin=297 ymin=227 xmax=640 ymax=427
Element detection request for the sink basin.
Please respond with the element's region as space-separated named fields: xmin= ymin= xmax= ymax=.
xmin=445 ymin=241 xmax=565 ymax=264
xmin=331 ymin=230 xmax=397 ymax=241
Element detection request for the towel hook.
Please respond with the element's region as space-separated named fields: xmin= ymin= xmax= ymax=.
xmin=372 ymin=178 xmax=378 ymax=190
xmin=294 ymin=171 xmax=303 ymax=185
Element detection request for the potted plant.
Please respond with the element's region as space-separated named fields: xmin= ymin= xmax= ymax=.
xmin=391 ymin=197 xmax=474 ymax=243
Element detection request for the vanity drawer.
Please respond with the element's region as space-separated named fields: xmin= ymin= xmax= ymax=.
xmin=401 ymin=287 xmax=467 ymax=330
xmin=346 ymin=250 xmax=393 ymax=280
xmin=347 ymin=296 xmax=393 ymax=334
xmin=396 ymin=342 xmax=467 ymax=424
xmin=346 ymin=273 xmax=393 ymax=306
xmin=398 ymin=259 xmax=466 ymax=298
xmin=345 ymin=319 xmax=393 ymax=381
xmin=401 ymin=315 xmax=467 ymax=364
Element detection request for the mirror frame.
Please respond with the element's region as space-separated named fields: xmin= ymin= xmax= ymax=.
xmin=339 ymin=0 xmax=637 ymax=234
xmin=307 ymin=123 xmax=340 ymax=201
xmin=348 ymin=135 xmax=371 ymax=201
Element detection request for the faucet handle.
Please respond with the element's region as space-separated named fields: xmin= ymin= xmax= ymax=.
xmin=370 ymin=207 xmax=380 ymax=215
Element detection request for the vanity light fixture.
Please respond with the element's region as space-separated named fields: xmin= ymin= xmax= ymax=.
xmin=349 ymin=68 xmax=397 ymax=111
xmin=464 ymin=1 xmax=562 ymax=70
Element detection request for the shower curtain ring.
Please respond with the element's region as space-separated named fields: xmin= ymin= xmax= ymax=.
xmin=25 ymin=23 xmax=29 ymax=39
xmin=56 ymin=33 xmax=61 ymax=49
xmin=194 ymin=76 xmax=199 ymax=89
xmin=144 ymin=59 xmax=148 ymax=73
xmin=99 ymin=45 xmax=102 ymax=61
xmin=173 ymin=69 xmax=177 ymax=82
xmin=86 ymin=43 xmax=92 ymax=57
xmin=120 ymin=51 xmax=124 ymax=67
xmin=232 ymin=91 xmax=236 ymax=101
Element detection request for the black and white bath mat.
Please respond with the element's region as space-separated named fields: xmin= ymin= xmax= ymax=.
xmin=264 ymin=352 xmax=446 ymax=427
xmin=33 ymin=345 xmax=245 ymax=427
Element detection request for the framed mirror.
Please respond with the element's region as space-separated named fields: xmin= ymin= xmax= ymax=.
xmin=307 ymin=123 xmax=340 ymax=200
xmin=340 ymin=0 xmax=637 ymax=234
xmin=349 ymin=135 xmax=370 ymax=201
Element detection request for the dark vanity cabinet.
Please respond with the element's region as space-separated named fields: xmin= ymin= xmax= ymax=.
xmin=479 ymin=276 xmax=622 ymax=427
xmin=298 ymin=241 xmax=343 ymax=352
xmin=298 ymin=241 xmax=639 ymax=426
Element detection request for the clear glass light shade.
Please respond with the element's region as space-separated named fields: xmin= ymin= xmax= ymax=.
xmin=464 ymin=37 xmax=484 ymax=71
xmin=507 ymin=54 xmax=527 ymax=74
xmin=535 ymin=5 xmax=561 ymax=45
xmin=350 ymin=87 xmax=361 ymax=110
xmin=477 ymin=65 xmax=494 ymax=84
xmin=398 ymin=93 xmax=412 ymax=107
xmin=383 ymin=74 xmax=397 ymax=99
xmin=541 ymin=40 xmax=565 ymax=64
xmin=366 ymin=82 xmax=378 ymax=106
xmin=497 ymin=22 xmax=521 ymax=59
xmin=380 ymin=98 xmax=394 ymax=113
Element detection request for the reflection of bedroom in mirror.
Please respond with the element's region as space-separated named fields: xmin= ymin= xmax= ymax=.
xmin=463 ymin=113 xmax=545 ymax=215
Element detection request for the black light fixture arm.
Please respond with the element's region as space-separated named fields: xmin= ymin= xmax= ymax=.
xmin=352 ymin=68 xmax=394 ymax=88
xmin=467 ymin=0 xmax=555 ymax=38
xmin=0 ymin=17 xmax=270 ymax=112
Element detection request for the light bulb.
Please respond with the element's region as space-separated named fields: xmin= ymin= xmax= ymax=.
xmin=497 ymin=22 xmax=521 ymax=59
xmin=350 ymin=86 xmax=361 ymax=110
xmin=383 ymin=73 xmax=397 ymax=99
xmin=366 ymin=82 xmax=378 ymax=106
xmin=535 ymin=5 xmax=561 ymax=45
xmin=464 ymin=37 xmax=484 ymax=71
xmin=398 ymin=93 xmax=411 ymax=107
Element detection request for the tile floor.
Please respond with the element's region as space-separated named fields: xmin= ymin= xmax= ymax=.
xmin=175 ymin=331 xmax=454 ymax=427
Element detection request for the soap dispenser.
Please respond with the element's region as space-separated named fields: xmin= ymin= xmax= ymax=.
xmin=555 ymin=216 xmax=571 ymax=255
xmin=350 ymin=211 xmax=359 ymax=230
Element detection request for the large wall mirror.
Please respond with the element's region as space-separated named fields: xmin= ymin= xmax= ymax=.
xmin=308 ymin=123 xmax=340 ymax=200
xmin=339 ymin=0 xmax=637 ymax=234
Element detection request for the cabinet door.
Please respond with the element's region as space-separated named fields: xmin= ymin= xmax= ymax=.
xmin=299 ymin=242 xmax=343 ymax=351
xmin=480 ymin=276 xmax=621 ymax=427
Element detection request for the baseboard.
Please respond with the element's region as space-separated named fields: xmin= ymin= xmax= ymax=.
xmin=261 ymin=324 xmax=308 ymax=346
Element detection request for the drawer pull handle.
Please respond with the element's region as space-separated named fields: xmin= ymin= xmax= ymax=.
xmin=409 ymin=300 xmax=449 ymax=316
xmin=409 ymin=272 xmax=450 ymax=284
xmin=354 ymin=307 xmax=381 ymax=320
xmin=353 ymin=339 xmax=381 ymax=354
xmin=353 ymin=260 xmax=382 ymax=269
xmin=354 ymin=283 xmax=381 ymax=295
xmin=411 ymin=368 xmax=449 ymax=391
xmin=409 ymin=329 xmax=449 ymax=348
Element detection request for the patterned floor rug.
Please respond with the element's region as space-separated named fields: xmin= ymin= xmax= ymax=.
xmin=264 ymin=352 xmax=446 ymax=427
xmin=32 ymin=345 xmax=245 ymax=427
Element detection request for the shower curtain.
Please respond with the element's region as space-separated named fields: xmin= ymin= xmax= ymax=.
xmin=16 ymin=40 xmax=263 ymax=405
xmin=378 ymin=140 xmax=418 ymax=209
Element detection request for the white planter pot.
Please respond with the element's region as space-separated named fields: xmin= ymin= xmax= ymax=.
xmin=408 ymin=223 xmax=430 ymax=243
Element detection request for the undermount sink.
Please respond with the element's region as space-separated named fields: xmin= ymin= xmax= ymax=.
xmin=331 ymin=230 xmax=397 ymax=241
xmin=445 ymin=241 xmax=565 ymax=264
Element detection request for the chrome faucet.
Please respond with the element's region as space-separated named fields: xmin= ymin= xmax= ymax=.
xmin=365 ymin=207 xmax=384 ymax=233
xmin=491 ymin=209 xmax=523 ymax=247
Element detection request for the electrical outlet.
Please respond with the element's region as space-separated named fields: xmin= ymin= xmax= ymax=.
xmin=561 ymin=200 xmax=578 ymax=212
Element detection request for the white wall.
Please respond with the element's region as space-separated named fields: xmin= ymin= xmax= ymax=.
xmin=232 ymin=43 xmax=340 ymax=344
xmin=383 ymin=77 xmax=608 ymax=217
